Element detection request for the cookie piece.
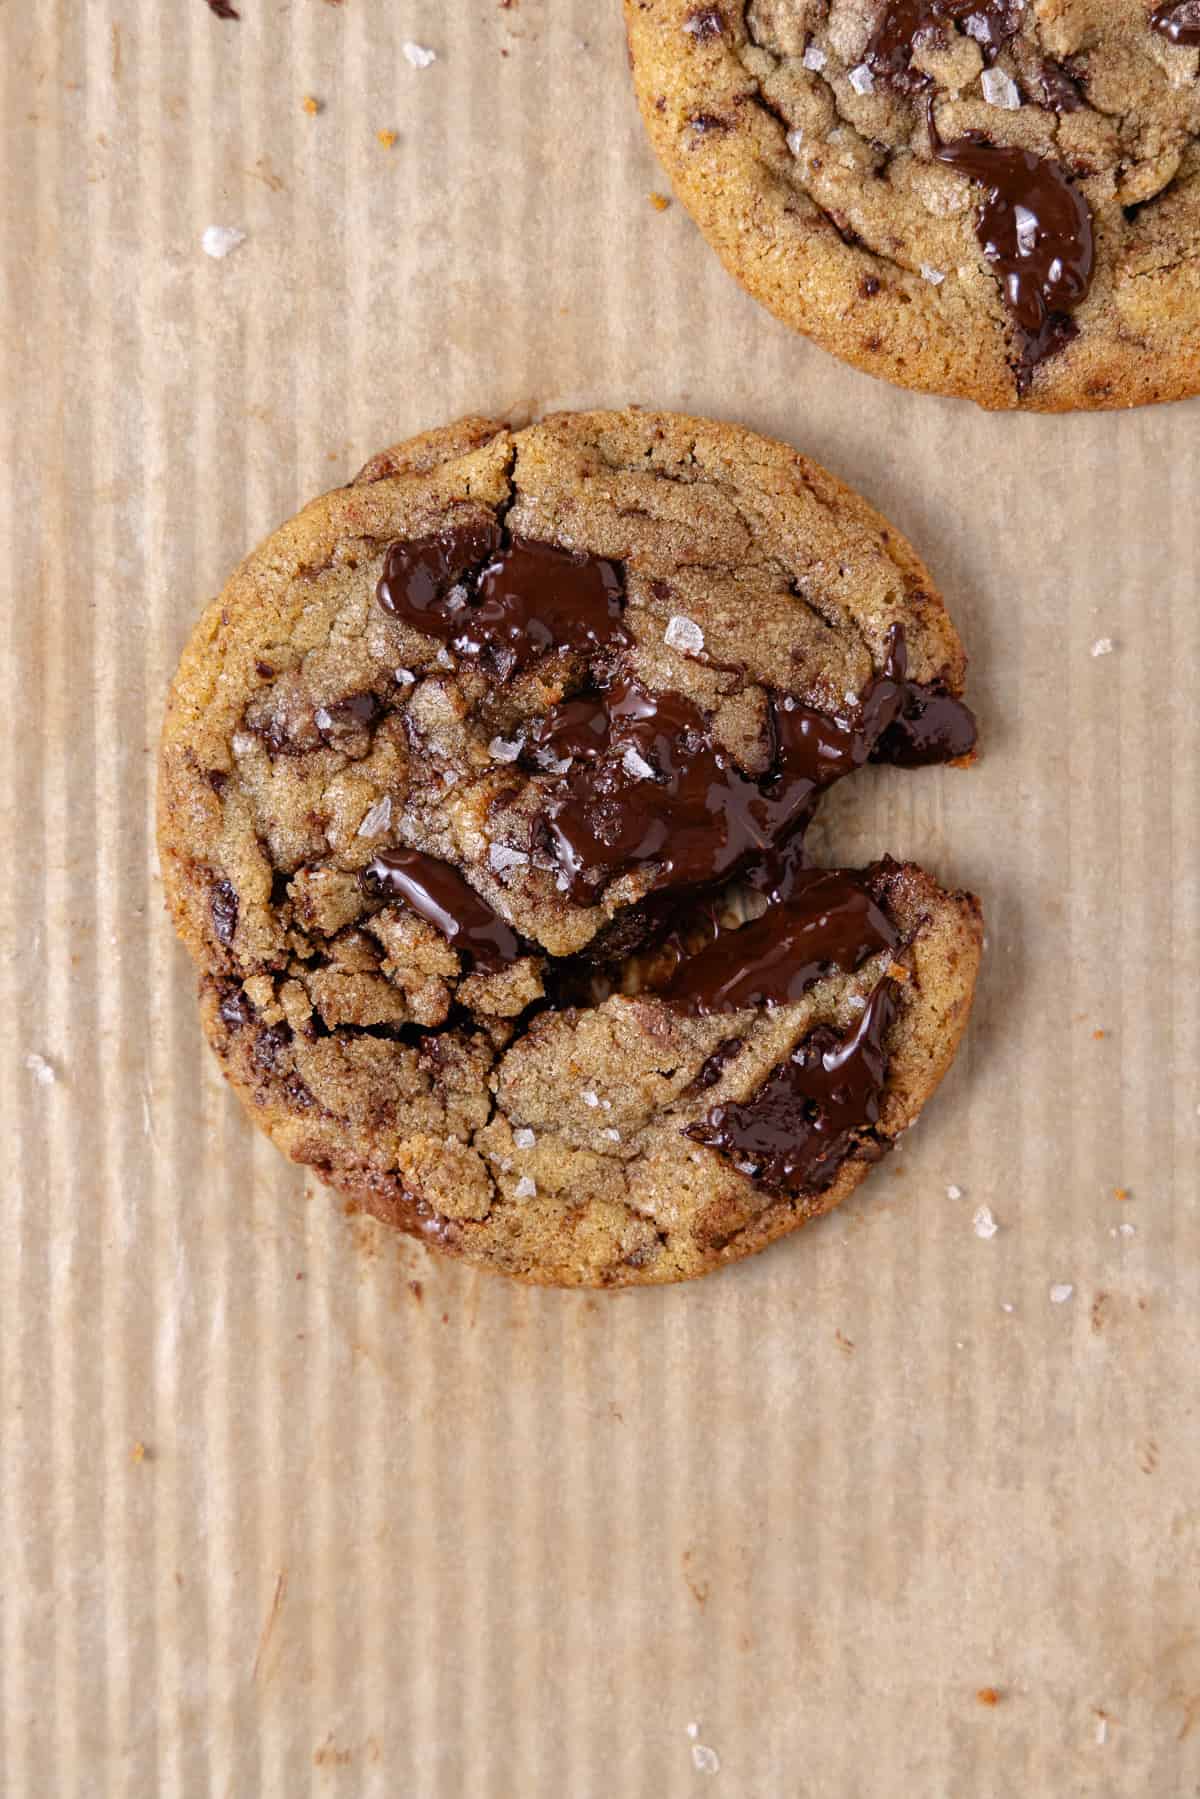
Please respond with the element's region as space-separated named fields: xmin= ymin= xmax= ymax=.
xmin=625 ymin=0 xmax=1200 ymax=410
xmin=159 ymin=409 xmax=982 ymax=1285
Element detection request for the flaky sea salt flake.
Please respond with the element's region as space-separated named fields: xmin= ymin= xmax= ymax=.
xmin=488 ymin=735 xmax=524 ymax=762
xmin=1050 ymin=1282 xmax=1074 ymax=1304
xmin=602 ymin=1128 xmax=621 ymax=1142
xmin=202 ymin=225 xmax=246 ymax=259
xmin=403 ymin=40 xmax=437 ymax=68
xmin=786 ymin=128 xmax=804 ymax=155
xmin=622 ymin=746 xmax=657 ymax=781
xmin=920 ymin=263 xmax=945 ymax=285
xmin=513 ymin=1127 xmax=536 ymax=1149
xmin=973 ymin=1205 xmax=998 ymax=1239
xmin=357 ymin=795 xmax=392 ymax=838
xmin=582 ymin=1090 xmax=600 ymax=1108
xmin=848 ymin=62 xmax=875 ymax=94
xmin=803 ymin=43 xmax=827 ymax=70
xmin=488 ymin=844 xmax=529 ymax=875
xmin=514 ymin=1174 xmax=537 ymax=1199
xmin=981 ymin=67 xmax=1021 ymax=109
xmin=665 ymin=614 xmax=705 ymax=654
xmin=24 ymin=1052 xmax=56 ymax=1086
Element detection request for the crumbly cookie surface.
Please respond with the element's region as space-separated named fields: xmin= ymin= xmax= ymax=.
xmin=159 ymin=410 xmax=982 ymax=1285
xmin=626 ymin=0 xmax=1200 ymax=409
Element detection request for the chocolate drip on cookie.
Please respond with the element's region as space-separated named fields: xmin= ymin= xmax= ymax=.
xmin=378 ymin=527 xmax=628 ymax=679
xmin=364 ymin=847 xmax=524 ymax=969
xmin=928 ymin=104 xmax=1094 ymax=388
xmin=867 ymin=0 xmax=1019 ymax=93
xmin=685 ymin=978 xmax=898 ymax=1194
xmin=1151 ymin=2 xmax=1200 ymax=46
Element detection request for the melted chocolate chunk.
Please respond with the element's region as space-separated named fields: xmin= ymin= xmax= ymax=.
xmin=867 ymin=0 xmax=1019 ymax=93
xmin=686 ymin=979 xmax=898 ymax=1194
xmin=662 ymin=869 xmax=898 ymax=1014
xmin=533 ymin=626 xmax=975 ymax=901
xmin=685 ymin=1036 xmax=746 ymax=1094
xmin=211 ymin=879 xmax=239 ymax=946
xmin=1151 ymin=1 xmax=1200 ymax=45
xmin=378 ymin=528 xmax=626 ymax=679
xmin=314 ymin=691 xmax=383 ymax=737
xmin=364 ymin=847 xmax=523 ymax=969
xmin=218 ymin=984 xmax=255 ymax=1028
xmin=929 ymin=108 xmax=1094 ymax=385
xmin=1037 ymin=59 xmax=1084 ymax=113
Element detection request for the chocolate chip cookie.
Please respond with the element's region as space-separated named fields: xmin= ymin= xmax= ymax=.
xmin=158 ymin=409 xmax=982 ymax=1286
xmin=626 ymin=1 xmax=1200 ymax=409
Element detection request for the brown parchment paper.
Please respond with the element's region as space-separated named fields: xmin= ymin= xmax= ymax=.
xmin=2 ymin=3 xmax=1198 ymax=1794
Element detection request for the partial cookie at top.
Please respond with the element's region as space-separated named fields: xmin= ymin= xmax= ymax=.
xmin=626 ymin=0 xmax=1200 ymax=410
xmin=159 ymin=409 xmax=982 ymax=1285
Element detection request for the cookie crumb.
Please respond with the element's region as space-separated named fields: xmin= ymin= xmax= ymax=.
xmin=376 ymin=129 xmax=397 ymax=149
xmin=649 ymin=191 xmax=671 ymax=210
xmin=665 ymin=614 xmax=704 ymax=653
xmin=302 ymin=94 xmax=321 ymax=116
xmin=1050 ymin=1282 xmax=1074 ymax=1304
xmin=976 ymin=1687 xmax=1001 ymax=1707
xmin=1091 ymin=637 xmax=1114 ymax=657
xmin=885 ymin=961 xmax=910 ymax=982
xmin=205 ymin=0 xmax=239 ymax=17
xmin=201 ymin=225 xmax=246 ymax=259
xmin=514 ymin=1174 xmax=536 ymax=1199
xmin=1113 ymin=1186 xmax=1130 ymax=1201
xmin=1093 ymin=1027 xmax=1106 ymax=1039
xmin=24 ymin=1051 xmax=57 ymax=1086
xmin=981 ymin=67 xmax=1020 ymax=109
xmin=946 ymin=1183 xmax=963 ymax=1200
xmin=131 ymin=1441 xmax=148 ymax=1463
xmin=973 ymin=1204 xmax=998 ymax=1239
xmin=403 ymin=41 xmax=437 ymax=68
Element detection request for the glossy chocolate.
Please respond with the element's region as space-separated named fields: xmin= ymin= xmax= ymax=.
xmin=534 ymin=626 xmax=974 ymax=900
xmin=662 ymin=869 xmax=898 ymax=1014
xmin=930 ymin=109 xmax=1094 ymax=384
xmin=1151 ymin=1 xmax=1200 ymax=45
xmin=364 ymin=847 xmax=523 ymax=968
xmin=867 ymin=0 xmax=1019 ymax=93
xmin=378 ymin=527 xmax=626 ymax=679
xmin=686 ymin=978 xmax=897 ymax=1194
xmin=211 ymin=879 xmax=239 ymax=947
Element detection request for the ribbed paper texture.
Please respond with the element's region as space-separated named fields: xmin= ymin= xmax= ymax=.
xmin=2 ymin=3 xmax=1198 ymax=1793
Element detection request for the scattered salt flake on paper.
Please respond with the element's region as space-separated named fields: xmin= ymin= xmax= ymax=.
xmin=973 ymin=1205 xmax=998 ymax=1239
xmin=357 ymin=795 xmax=392 ymax=837
xmin=848 ymin=62 xmax=874 ymax=93
xmin=920 ymin=263 xmax=945 ymax=284
xmin=582 ymin=1090 xmax=599 ymax=1108
xmin=488 ymin=735 xmax=524 ymax=762
xmin=514 ymin=1174 xmax=536 ymax=1199
xmin=622 ymin=746 xmax=657 ymax=781
xmin=803 ymin=43 xmax=826 ymax=70
xmin=513 ymin=1127 xmax=536 ymax=1149
xmin=686 ymin=1722 xmax=699 ymax=1739
xmin=1001 ymin=1302 xmax=1015 ymax=1313
xmin=403 ymin=41 xmax=437 ymax=67
xmin=1111 ymin=1221 xmax=1136 ymax=1238
xmin=1091 ymin=637 xmax=1114 ymax=657
xmin=691 ymin=1744 xmax=720 ymax=1774
xmin=665 ymin=614 xmax=704 ymax=654
xmin=202 ymin=225 xmax=246 ymax=259
xmin=1050 ymin=1282 xmax=1075 ymax=1304
xmin=1095 ymin=1714 xmax=1109 ymax=1745
xmin=24 ymin=1052 xmax=56 ymax=1086
xmin=946 ymin=1183 xmax=964 ymax=1200
xmin=981 ymin=66 xmax=1020 ymax=108
xmin=786 ymin=128 xmax=804 ymax=155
